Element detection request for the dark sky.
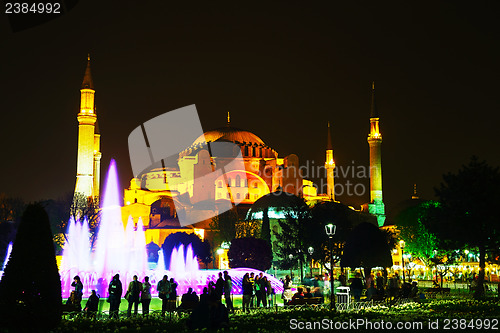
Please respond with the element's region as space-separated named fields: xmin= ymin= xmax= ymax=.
xmin=1 ymin=1 xmax=500 ymax=221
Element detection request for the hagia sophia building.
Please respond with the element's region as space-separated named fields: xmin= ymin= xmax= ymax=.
xmin=74 ymin=56 xmax=386 ymax=263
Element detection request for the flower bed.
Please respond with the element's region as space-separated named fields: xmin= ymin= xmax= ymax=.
xmin=52 ymin=299 xmax=500 ymax=332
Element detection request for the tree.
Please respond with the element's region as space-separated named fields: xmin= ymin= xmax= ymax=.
xmin=42 ymin=192 xmax=100 ymax=254
xmin=260 ymin=209 xmax=271 ymax=246
xmin=161 ymin=232 xmax=208 ymax=268
xmin=0 ymin=194 xmax=24 ymax=261
xmin=306 ymin=201 xmax=356 ymax=274
xmin=0 ymin=204 xmax=61 ymax=331
xmin=395 ymin=201 xmax=440 ymax=267
xmin=209 ymin=208 xmax=237 ymax=248
xmin=199 ymin=240 xmax=213 ymax=268
xmin=423 ymin=157 xmax=500 ymax=299
xmin=235 ymin=219 xmax=261 ymax=238
xmin=227 ymin=237 xmax=272 ymax=271
xmin=340 ymin=222 xmax=393 ymax=278
xmin=273 ymin=204 xmax=311 ymax=280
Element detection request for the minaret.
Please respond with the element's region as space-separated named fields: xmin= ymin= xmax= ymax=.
xmin=75 ymin=54 xmax=100 ymax=199
xmin=325 ymin=122 xmax=335 ymax=200
xmin=367 ymin=82 xmax=385 ymax=226
xmin=411 ymin=184 xmax=419 ymax=200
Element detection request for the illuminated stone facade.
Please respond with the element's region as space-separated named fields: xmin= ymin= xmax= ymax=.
xmin=122 ymin=117 xmax=315 ymax=245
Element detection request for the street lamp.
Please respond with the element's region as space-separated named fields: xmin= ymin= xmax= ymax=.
xmin=289 ymin=254 xmax=294 ymax=279
xmin=399 ymin=240 xmax=406 ymax=283
xmin=308 ymin=247 xmax=314 ymax=276
xmin=325 ymin=223 xmax=336 ymax=311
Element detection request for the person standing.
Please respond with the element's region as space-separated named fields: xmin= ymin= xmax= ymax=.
xmin=127 ymin=275 xmax=143 ymax=317
xmin=71 ymin=275 xmax=84 ymax=312
xmin=108 ymin=274 xmax=123 ymax=319
xmin=257 ymin=276 xmax=268 ymax=307
xmin=283 ymin=275 xmax=292 ymax=302
xmin=84 ymin=290 xmax=99 ymax=318
xmin=242 ymin=273 xmax=252 ymax=313
xmin=249 ymin=272 xmax=255 ymax=308
xmin=223 ymin=271 xmax=234 ymax=313
xmin=157 ymin=275 xmax=171 ymax=315
xmin=215 ymin=272 xmax=224 ymax=302
xmin=376 ymin=272 xmax=385 ymax=297
xmin=350 ymin=273 xmax=364 ymax=302
xmin=141 ymin=276 xmax=152 ymax=316
xmin=169 ymin=278 xmax=178 ymax=311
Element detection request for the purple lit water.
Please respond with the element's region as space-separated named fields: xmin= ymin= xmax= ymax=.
xmin=58 ymin=159 xmax=283 ymax=298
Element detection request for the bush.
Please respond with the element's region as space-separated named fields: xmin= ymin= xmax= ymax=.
xmin=0 ymin=204 xmax=62 ymax=331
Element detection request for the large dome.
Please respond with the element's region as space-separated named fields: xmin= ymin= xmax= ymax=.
xmin=193 ymin=126 xmax=265 ymax=146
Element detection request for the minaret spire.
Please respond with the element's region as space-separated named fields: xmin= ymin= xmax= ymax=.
xmin=227 ymin=111 xmax=231 ymax=126
xmin=81 ymin=54 xmax=94 ymax=90
xmin=325 ymin=121 xmax=335 ymax=201
xmin=370 ymin=81 xmax=378 ymax=118
xmin=326 ymin=121 xmax=333 ymax=150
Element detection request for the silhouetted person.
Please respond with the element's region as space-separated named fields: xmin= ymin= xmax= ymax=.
xmin=141 ymin=276 xmax=152 ymax=316
xmin=71 ymin=275 xmax=83 ymax=311
xmin=179 ymin=287 xmax=199 ymax=311
xmin=292 ymin=287 xmax=305 ymax=300
xmin=223 ymin=271 xmax=234 ymax=313
xmin=168 ymin=278 xmax=178 ymax=311
xmin=84 ymin=290 xmax=99 ymax=318
xmin=242 ymin=273 xmax=252 ymax=312
xmin=157 ymin=275 xmax=170 ymax=315
xmin=108 ymin=274 xmax=123 ymax=319
xmin=350 ymin=273 xmax=364 ymax=302
xmin=127 ymin=275 xmax=143 ymax=317
xmin=215 ymin=272 xmax=224 ymax=301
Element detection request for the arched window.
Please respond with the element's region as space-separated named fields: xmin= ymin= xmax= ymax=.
xmin=235 ymin=175 xmax=241 ymax=187
xmin=236 ymin=193 xmax=241 ymax=199
xmin=245 ymin=193 xmax=249 ymax=199
xmin=253 ymin=181 xmax=259 ymax=189
xmin=218 ymin=181 xmax=223 ymax=188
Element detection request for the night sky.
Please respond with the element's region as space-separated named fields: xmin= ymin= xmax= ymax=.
xmin=1 ymin=1 xmax=500 ymax=221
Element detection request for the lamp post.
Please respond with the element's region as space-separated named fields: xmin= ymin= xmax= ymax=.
xmin=399 ymin=240 xmax=405 ymax=283
xmin=325 ymin=223 xmax=336 ymax=311
xmin=308 ymin=246 xmax=314 ymax=277
xmin=289 ymin=254 xmax=294 ymax=280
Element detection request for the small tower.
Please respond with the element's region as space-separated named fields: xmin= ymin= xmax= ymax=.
xmin=325 ymin=122 xmax=335 ymax=200
xmin=411 ymin=184 xmax=419 ymax=200
xmin=75 ymin=54 xmax=101 ymax=199
xmin=367 ymin=82 xmax=385 ymax=226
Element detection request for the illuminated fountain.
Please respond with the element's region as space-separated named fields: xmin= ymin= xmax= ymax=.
xmin=59 ymin=159 xmax=283 ymax=298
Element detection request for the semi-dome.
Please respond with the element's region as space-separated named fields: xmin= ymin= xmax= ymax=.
xmin=193 ymin=126 xmax=265 ymax=146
